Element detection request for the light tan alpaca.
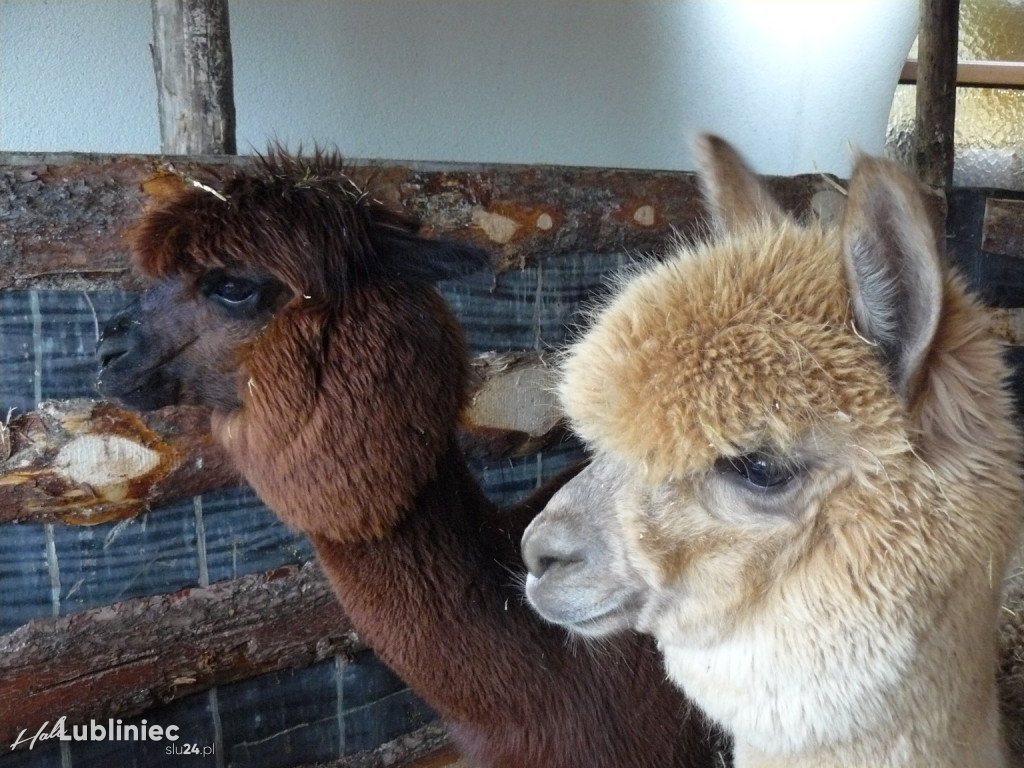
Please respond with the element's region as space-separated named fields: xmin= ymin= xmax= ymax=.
xmin=522 ymin=135 xmax=1024 ymax=768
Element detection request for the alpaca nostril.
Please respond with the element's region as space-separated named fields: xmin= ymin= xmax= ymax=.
xmin=532 ymin=552 xmax=585 ymax=579
xmin=535 ymin=555 xmax=558 ymax=577
xmin=97 ymin=312 xmax=142 ymax=370
xmin=522 ymin=527 xmax=589 ymax=580
xmin=96 ymin=334 xmax=131 ymax=370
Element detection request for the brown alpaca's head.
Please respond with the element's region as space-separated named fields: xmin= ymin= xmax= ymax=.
xmin=97 ymin=150 xmax=489 ymax=540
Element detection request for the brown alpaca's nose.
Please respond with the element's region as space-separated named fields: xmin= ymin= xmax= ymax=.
xmin=96 ymin=313 xmax=139 ymax=370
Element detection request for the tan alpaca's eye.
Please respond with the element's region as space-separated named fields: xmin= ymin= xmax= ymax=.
xmin=715 ymin=452 xmax=796 ymax=491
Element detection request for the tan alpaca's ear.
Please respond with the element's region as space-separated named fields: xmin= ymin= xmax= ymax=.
xmin=841 ymin=156 xmax=944 ymax=402
xmin=694 ymin=134 xmax=786 ymax=235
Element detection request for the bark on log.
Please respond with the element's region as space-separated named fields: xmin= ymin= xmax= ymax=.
xmin=151 ymin=0 xmax=236 ymax=155
xmin=0 ymin=561 xmax=357 ymax=751
xmin=293 ymin=724 xmax=453 ymax=768
xmin=0 ymin=153 xmax=836 ymax=291
xmin=0 ymin=354 xmax=563 ymax=525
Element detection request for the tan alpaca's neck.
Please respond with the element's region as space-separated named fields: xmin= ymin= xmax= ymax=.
xmin=735 ymin=735 xmax=1005 ymax=768
xmin=728 ymin=658 xmax=1006 ymax=767
xmin=733 ymin=698 xmax=1006 ymax=768
xmin=667 ymin=606 xmax=1007 ymax=768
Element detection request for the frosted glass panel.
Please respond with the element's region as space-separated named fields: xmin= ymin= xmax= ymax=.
xmin=886 ymin=0 xmax=1024 ymax=190
xmin=960 ymin=0 xmax=1024 ymax=60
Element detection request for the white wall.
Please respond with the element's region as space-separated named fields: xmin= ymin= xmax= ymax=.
xmin=0 ymin=1 xmax=916 ymax=176
xmin=1 ymin=1 xmax=157 ymax=154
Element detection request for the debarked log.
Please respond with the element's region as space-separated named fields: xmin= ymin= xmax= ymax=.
xmin=461 ymin=351 xmax=565 ymax=459
xmin=0 ymin=353 xmax=564 ymax=525
xmin=0 ymin=561 xmax=357 ymax=750
xmin=0 ymin=399 xmax=240 ymax=526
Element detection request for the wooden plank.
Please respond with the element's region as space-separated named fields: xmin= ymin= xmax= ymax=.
xmin=397 ymin=743 xmax=467 ymax=768
xmin=292 ymin=729 xmax=460 ymax=768
xmin=0 ymin=153 xmax=832 ymax=291
xmin=292 ymin=723 xmax=455 ymax=768
xmin=0 ymin=354 xmax=564 ymax=525
xmin=151 ymin=0 xmax=236 ymax=154
xmin=982 ymin=197 xmax=1024 ymax=257
xmin=902 ymin=59 xmax=1024 ymax=90
xmin=0 ymin=561 xmax=358 ymax=751
xmin=913 ymin=0 xmax=960 ymax=189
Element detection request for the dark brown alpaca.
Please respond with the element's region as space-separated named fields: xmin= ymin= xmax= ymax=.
xmin=95 ymin=152 xmax=721 ymax=768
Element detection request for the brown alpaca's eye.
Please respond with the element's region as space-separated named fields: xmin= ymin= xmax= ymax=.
xmin=201 ymin=271 xmax=263 ymax=315
xmin=715 ymin=452 xmax=795 ymax=491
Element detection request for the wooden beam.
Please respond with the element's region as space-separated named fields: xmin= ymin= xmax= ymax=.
xmin=0 ymin=153 xmax=833 ymax=291
xmin=0 ymin=354 xmax=564 ymax=525
xmin=151 ymin=0 xmax=236 ymax=154
xmin=0 ymin=562 xmax=357 ymax=751
xmin=913 ymin=0 xmax=960 ymax=189
xmin=461 ymin=352 xmax=565 ymax=459
xmin=4 ymin=550 xmax=1024 ymax=761
xmin=902 ymin=59 xmax=1024 ymax=90
xmin=293 ymin=724 xmax=453 ymax=768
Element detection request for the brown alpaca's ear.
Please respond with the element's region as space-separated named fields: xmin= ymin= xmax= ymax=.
xmin=141 ymin=170 xmax=189 ymax=204
xmin=841 ymin=156 xmax=943 ymax=403
xmin=694 ymin=134 xmax=786 ymax=235
xmin=369 ymin=228 xmax=492 ymax=283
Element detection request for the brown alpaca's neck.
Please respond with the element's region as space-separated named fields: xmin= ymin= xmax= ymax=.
xmin=216 ymin=283 xmax=472 ymax=542
xmin=310 ymin=442 xmax=572 ymax=723
xmin=215 ymin=285 xmax=719 ymax=766
xmin=309 ymin=442 xmax=715 ymax=768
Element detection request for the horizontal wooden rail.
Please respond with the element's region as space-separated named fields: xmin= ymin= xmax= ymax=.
xmin=296 ymin=724 xmax=453 ymax=768
xmin=901 ymin=58 xmax=1024 ymax=90
xmin=0 ymin=153 xmax=835 ymax=290
xmin=0 ymin=352 xmax=563 ymax=525
xmin=0 ymin=562 xmax=356 ymax=750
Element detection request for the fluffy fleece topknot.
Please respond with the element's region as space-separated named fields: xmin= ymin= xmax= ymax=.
xmin=559 ymin=220 xmax=906 ymax=482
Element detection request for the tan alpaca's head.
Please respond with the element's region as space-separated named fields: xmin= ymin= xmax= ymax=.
xmin=522 ymin=136 xmax=1023 ymax=766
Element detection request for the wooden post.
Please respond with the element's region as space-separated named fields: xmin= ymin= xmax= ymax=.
xmin=914 ymin=0 xmax=960 ymax=189
xmin=150 ymin=0 xmax=236 ymax=154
